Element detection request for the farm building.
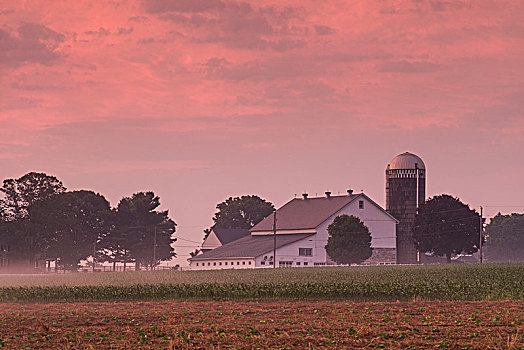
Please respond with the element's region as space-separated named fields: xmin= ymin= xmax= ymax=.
xmin=200 ymin=228 xmax=250 ymax=253
xmin=189 ymin=191 xmax=398 ymax=269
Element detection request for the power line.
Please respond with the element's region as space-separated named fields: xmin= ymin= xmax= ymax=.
xmin=176 ymin=236 xmax=202 ymax=244
xmin=483 ymin=205 xmax=524 ymax=207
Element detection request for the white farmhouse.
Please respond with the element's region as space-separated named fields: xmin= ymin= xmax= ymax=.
xmin=189 ymin=190 xmax=398 ymax=269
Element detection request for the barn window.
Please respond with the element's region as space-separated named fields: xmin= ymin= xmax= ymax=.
xmin=299 ymin=248 xmax=312 ymax=256
xmin=359 ymin=200 xmax=364 ymax=209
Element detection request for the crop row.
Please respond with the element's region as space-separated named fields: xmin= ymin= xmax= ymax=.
xmin=0 ymin=263 xmax=523 ymax=302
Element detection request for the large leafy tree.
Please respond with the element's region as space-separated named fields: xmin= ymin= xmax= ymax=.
xmin=29 ymin=190 xmax=112 ymax=270
xmin=203 ymin=195 xmax=274 ymax=240
xmin=485 ymin=213 xmax=524 ymax=262
xmin=212 ymin=195 xmax=274 ymax=229
xmin=104 ymin=192 xmax=176 ymax=270
xmin=0 ymin=172 xmax=66 ymax=221
xmin=325 ymin=215 xmax=372 ymax=265
xmin=413 ymin=194 xmax=480 ymax=263
xmin=0 ymin=172 xmax=66 ymax=266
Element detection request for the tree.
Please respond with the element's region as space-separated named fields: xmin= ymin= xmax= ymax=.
xmin=325 ymin=215 xmax=372 ymax=265
xmin=0 ymin=172 xmax=66 ymax=267
xmin=0 ymin=172 xmax=66 ymax=221
xmin=204 ymin=195 xmax=274 ymax=240
xmin=485 ymin=213 xmax=524 ymax=262
xmin=104 ymin=192 xmax=176 ymax=270
xmin=189 ymin=248 xmax=201 ymax=258
xmin=29 ymin=190 xmax=112 ymax=270
xmin=412 ymin=194 xmax=480 ymax=263
xmin=0 ymin=219 xmax=31 ymax=266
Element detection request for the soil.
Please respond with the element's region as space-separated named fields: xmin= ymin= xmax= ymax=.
xmin=0 ymin=300 xmax=522 ymax=349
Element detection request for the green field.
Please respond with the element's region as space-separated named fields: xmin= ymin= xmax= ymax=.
xmin=0 ymin=263 xmax=522 ymax=302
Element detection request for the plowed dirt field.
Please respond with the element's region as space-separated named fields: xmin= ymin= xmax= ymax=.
xmin=0 ymin=301 xmax=522 ymax=349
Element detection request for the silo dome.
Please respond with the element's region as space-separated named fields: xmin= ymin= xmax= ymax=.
xmin=388 ymin=152 xmax=425 ymax=170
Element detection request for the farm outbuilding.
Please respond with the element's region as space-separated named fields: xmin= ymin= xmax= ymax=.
xmin=189 ymin=191 xmax=398 ymax=269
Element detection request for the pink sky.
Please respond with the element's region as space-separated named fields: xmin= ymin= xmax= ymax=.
xmin=1 ymin=0 xmax=523 ymax=264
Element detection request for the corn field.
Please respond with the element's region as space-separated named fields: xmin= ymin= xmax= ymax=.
xmin=0 ymin=263 xmax=522 ymax=302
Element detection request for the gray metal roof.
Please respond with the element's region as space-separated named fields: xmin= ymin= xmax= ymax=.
xmin=388 ymin=152 xmax=425 ymax=170
xmin=251 ymin=194 xmax=359 ymax=231
xmin=190 ymin=233 xmax=313 ymax=260
xmin=212 ymin=228 xmax=251 ymax=245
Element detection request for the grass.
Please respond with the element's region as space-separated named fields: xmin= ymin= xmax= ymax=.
xmin=0 ymin=263 xmax=522 ymax=302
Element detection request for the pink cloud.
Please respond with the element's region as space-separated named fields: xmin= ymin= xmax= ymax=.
xmin=378 ymin=60 xmax=440 ymax=73
xmin=143 ymin=0 xmax=225 ymax=14
xmin=0 ymin=23 xmax=65 ymax=68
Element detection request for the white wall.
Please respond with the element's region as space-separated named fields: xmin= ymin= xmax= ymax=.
xmin=190 ymin=258 xmax=255 ymax=270
xmin=254 ymin=236 xmax=317 ymax=267
xmin=201 ymin=231 xmax=221 ymax=250
xmin=313 ymin=195 xmax=396 ymax=262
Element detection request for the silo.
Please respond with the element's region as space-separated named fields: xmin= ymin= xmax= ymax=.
xmin=385 ymin=152 xmax=425 ymax=264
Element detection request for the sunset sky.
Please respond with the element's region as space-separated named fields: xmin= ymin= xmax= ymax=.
xmin=1 ymin=0 xmax=523 ymax=264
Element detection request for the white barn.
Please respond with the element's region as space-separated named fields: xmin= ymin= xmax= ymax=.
xmin=200 ymin=228 xmax=250 ymax=253
xmin=189 ymin=191 xmax=398 ymax=269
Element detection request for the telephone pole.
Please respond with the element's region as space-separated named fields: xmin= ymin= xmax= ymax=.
xmin=153 ymin=226 xmax=157 ymax=270
xmin=273 ymin=210 xmax=277 ymax=268
xmin=92 ymin=241 xmax=96 ymax=272
xmin=479 ymin=206 xmax=483 ymax=264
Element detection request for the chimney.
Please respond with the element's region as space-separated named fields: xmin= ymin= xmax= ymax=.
xmin=347 ymin=189 xmax=353 ymax=195
xmin=302 ymin=193 xmax=308 ymax=200
xmin=325 ymin=191 xmax=331 ymax=198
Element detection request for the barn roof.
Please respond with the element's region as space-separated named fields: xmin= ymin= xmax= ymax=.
xmin=212 ymin=228 xmax=251 ymax=245
xmin=251 ymin=193 xmax=398 ymax=232
xmin=251 ymin=194 xmax=359 ymax=231
xmin=190 ymin=233 xmax=313 ymax=260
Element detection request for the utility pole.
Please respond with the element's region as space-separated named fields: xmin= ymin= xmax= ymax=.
xmin=273 ymin=210 xmax=277 ymax=269
xmin=479 ymin=206 xmax=483 ymax=264
xmin=415 ymin=163 xmax=420 ymax=263
xmin=153 ymin=226 xmax=157 ymax=270
xmin=92 ymin=241 xmax=96 ymax=273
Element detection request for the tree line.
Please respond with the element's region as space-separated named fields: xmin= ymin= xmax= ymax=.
xmin=1 ymin=173 xmax=520 ymax=271
xmin=0 ymin=172 xmax=176 ymax=271
xmin=412 ymin=194 xmax=523 ymax=263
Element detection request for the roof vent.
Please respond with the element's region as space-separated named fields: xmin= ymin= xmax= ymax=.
xmin=302 ymin=193 xmax=308 ymax=200
xmin=325 ymin=191 xmax=331 ymax=198
xmin=347 ymin=189 xmax=353 ymax=195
